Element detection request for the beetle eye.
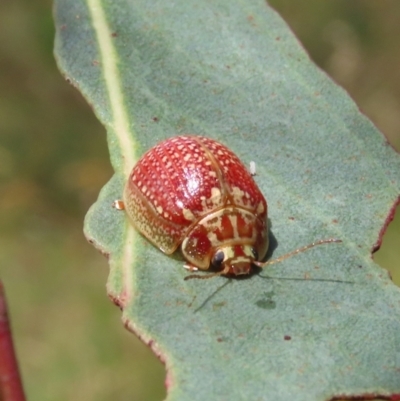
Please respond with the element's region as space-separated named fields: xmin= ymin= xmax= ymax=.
xmin=212 ymin=250 xmax=225 ymax=267
xmin=251 ymin=248 xmax=258 ymax=260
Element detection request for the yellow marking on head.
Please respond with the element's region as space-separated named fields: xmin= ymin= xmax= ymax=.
xmin=242 ymin=244 xmax=256 ymax=258
xmin=223 ymin=247 xmax=235 ymax=260
xmin=232 ymin=256 xmax=251 ymax=264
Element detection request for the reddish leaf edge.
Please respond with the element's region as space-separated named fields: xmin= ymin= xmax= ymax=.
xmin=371 ymin=135 xmax=400 ymax=256
xmin=372 ymin=196 xmax=400 ymax=254
xmin=0 ymin=281 xmax=26 ymax=401
xmin=122 ymin=316 xmax=171 ymax=391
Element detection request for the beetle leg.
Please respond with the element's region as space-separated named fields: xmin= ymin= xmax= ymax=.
xmin=249 ymin=161 xmax=256 ymax=176
xmin=112 ymin=200 xmax=125 ymax=210
xmin=184 ymin=264 xmax=230 ymax=280
xmin=183 ymin=263 xmax=199 ymax=272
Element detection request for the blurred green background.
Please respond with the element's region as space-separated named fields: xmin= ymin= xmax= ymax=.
xmin=0 ymin=1 xmax=399 ymax=400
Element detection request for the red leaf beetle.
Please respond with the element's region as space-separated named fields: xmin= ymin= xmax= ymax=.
xmin=117 ymin=136 xmax=340 ymax=279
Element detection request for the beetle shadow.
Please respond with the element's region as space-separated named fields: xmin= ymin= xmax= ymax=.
xmin=251 ymin=218 xmax=278 ymax=276
xmin=265 ymin=218 xmax=278 ymax=260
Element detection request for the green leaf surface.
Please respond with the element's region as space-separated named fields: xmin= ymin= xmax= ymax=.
xmin=54 ymin=1 xmax=400 ymax=400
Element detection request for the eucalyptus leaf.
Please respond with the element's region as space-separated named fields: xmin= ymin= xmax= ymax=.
xmin=54 ymin=1 xmax=400 ymax=400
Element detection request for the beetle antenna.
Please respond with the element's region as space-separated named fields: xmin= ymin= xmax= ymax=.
xmin=253 ymin=238 xmax=342 ymax=268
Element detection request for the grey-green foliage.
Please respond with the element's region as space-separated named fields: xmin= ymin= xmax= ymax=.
xmin=54 ymin=0 xmax=400 ymax=400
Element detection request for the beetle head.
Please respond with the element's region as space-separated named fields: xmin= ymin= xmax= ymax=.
xmin=211 ymin=244 xmax=258 ymax=276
